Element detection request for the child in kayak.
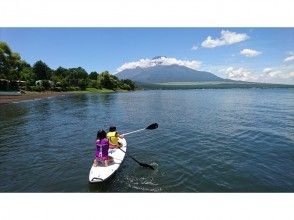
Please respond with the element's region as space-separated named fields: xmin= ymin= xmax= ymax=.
xmin=93 ymin=129 xmax=114 ymax=167
xmin=107 ymin=126 xmax=124 ymax=148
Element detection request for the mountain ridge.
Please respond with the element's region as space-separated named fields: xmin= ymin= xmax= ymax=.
xmin=115 ymin=64 xmax=226 ymax=83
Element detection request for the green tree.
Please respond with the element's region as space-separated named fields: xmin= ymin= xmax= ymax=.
xmin=51 ymin=67 xmax=68 ymax=83
xmin=0 ymin=41 xmax=12 ymax=79
xmin=89 ymin=71 xmax=98 ymax=80
xmin=121 ymin=79 xmax=135 ymax=90
xmin=98 ymin=71 xmax=118 ymax=90
xmin=19 ymin=67 xmax=36 ymax=86
xmin=42 ymin=80 xmax=51 ymax=90
xmin=19 ymin=60 xmax=31 ymax=69
xmin=0 ymin=41 xmax=22 ymax=80
xmin=67 ymin=67 xmax=89 ymax=90
xmin=33 ymin=60 xmax=52 ymax=80
xmin=1 ymin=41 xmax=137 ymax=92
xmin=120 ymin=83 xmax=131 ymax=91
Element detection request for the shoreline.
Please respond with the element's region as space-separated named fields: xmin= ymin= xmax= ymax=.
xmin=0 ymin=91 xmax=75 ymax=105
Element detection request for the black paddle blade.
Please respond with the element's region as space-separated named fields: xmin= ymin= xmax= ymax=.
xmin=139 ymin=162 xmax=155 ymax=170
xmin=146 ymin=123 xmax=158 ymax=130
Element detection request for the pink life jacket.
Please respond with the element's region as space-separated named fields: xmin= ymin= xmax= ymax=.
xmin=95 ymin=138 xmax=109 ymax=160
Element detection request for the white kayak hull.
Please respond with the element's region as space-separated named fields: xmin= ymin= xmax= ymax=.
xmin=89 ymin=138 xmax=127 ymax=183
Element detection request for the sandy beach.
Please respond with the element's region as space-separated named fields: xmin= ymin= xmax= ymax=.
xmin=0 ymin=91 xmax=74 ymax=105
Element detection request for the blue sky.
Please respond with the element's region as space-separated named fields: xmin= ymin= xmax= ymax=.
xmin=1 ymin=28 xmax=293 ymax=84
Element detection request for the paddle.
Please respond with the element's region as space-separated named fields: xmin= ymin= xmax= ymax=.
xmin=119 ymin=148 xmax=155 ymax=170
xmin=122 ymin=123 xmax=158 ymax=136
xmin=119 ymin=123 xmax=158 ymax=170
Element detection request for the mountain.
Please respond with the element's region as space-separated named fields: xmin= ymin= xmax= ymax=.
xmin=115 ymin=57 xmax=294 ymax=89
xmin=115 ymin=64 xmax=224 ymax=83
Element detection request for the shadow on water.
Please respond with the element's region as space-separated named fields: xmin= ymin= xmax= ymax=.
xmin=89 ymin=93 xmax=118 ymax=104
xmin=0 ymin=104 xmax=29 ymax=121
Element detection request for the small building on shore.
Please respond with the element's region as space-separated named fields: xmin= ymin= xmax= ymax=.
xmin=0 ymin=79 xmax=26 ymax=91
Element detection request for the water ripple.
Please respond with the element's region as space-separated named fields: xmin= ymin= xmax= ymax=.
xmin=1 ymin=89 xmax=293 ymax=192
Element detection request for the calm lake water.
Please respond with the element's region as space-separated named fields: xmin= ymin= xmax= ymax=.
xmin=0 ymin=89 xmax=293 ymax=192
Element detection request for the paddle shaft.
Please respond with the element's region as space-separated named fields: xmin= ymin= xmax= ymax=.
xmin=118 ymin=147 xmax=154 ymax=170
xmin=119 ymin=148 xmax=140 ymax=164
xmin=118 ymin=123 xmax=158 ymax=170
xmin=123 ymin=128 xmax=145 ymax=136
xmin=122 ymin=123 xmax=158 ymax=136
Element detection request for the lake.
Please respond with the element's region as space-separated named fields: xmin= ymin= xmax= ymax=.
xmin=0 ymin=89 xmax=293 ymax=192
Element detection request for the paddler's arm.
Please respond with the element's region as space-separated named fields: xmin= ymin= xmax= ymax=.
xmin=109 ymin=143 xmax=117 ymax=149
xmin=116 ymin=132 xmax=124 ymax=138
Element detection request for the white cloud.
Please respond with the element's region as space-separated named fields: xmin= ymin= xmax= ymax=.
xmin=222 ymin=67 xmax=258 ymax=81
xmin=289 ymin=72 xmax=294 ymax=78
xmin=263 ymin=68 xmax=272 ymax=74
xmin=284 ymin=55 xmax=294 ymax=62
xmin=221 ymin=66 xmax=294 ymax=84
xmin=191 ymin=45 xmax=198 ymax=51
xmin=201 ymin=30 xmax=249 ymax=48
xmin=265 ymin=70 xmax=282 ymax=77
xmin=240 ymin=49 xmax=262 ymax=57
xmin=116 ymin=56 xmax=202 ymax=72
xmin=262 ymin=68 xmax=294 ymax=80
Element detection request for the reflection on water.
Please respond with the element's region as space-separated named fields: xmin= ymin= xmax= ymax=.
xmin=0 ymin=89 xmax=294 ymax=192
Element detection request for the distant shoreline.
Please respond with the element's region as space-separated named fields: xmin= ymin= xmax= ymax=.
xmin=0 ymin=88 xmax=128 ymax=105
xmin=0 ymin=91 xmax=75 ymax=105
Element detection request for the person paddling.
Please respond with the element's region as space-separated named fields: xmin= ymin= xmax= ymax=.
xmin=93 ymin=129 xmax=114 ymax=167
xmin=107 ymin=126 xmax=124 ymax=148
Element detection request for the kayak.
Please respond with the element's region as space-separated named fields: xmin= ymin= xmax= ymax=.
xmin=89 ymin=138 xmax=127 ymax=183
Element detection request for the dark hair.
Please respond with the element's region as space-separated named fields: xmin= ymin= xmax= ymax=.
xmin=109 ymin=126 xmax=117 ymax=132
xmin=97 ymin=129 xmax=106 ymax=140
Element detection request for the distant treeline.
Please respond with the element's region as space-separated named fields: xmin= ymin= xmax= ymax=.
xmin=0 ymin=41 xmax=135 ymax=91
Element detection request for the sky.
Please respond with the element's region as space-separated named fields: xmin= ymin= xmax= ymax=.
xmin=1 ymin=28 xmax=294 ymax=84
